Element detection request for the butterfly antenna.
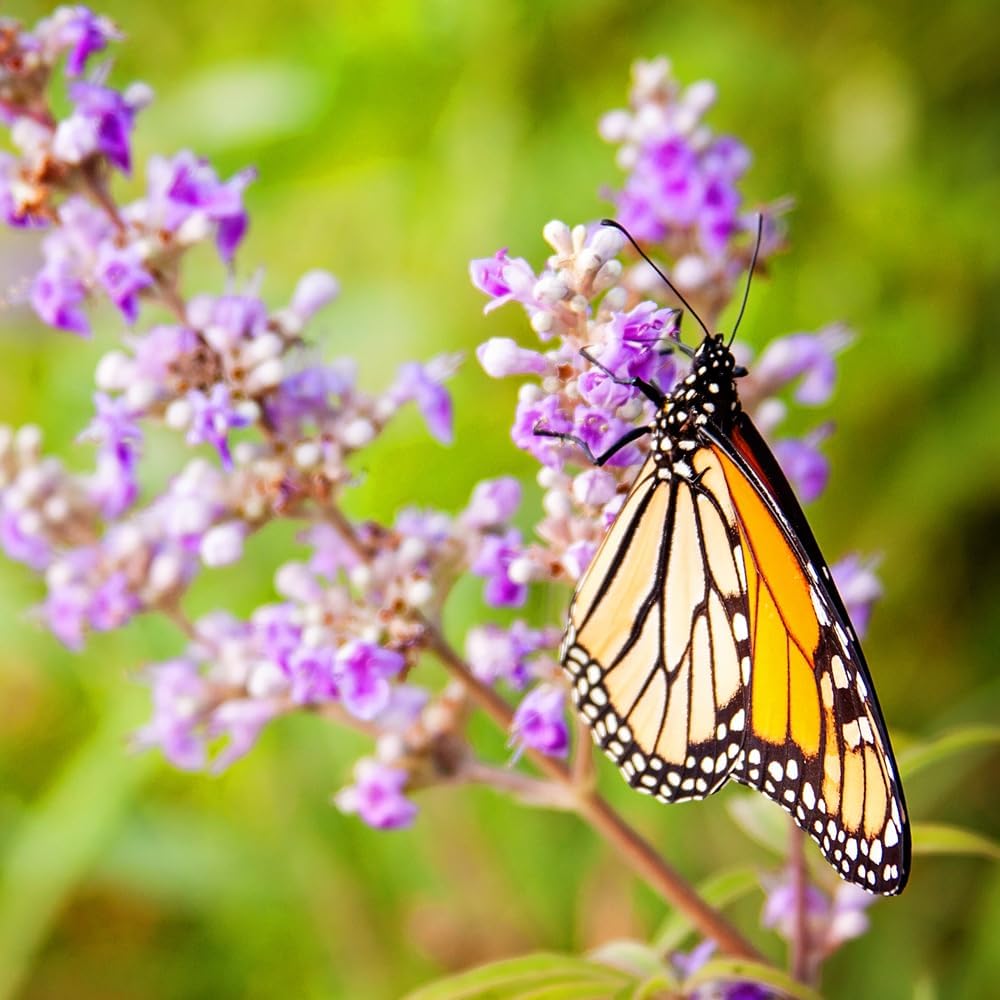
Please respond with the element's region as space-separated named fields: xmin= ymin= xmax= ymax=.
xmin=728 ymin=213 xmax=764 ymax=347
xmin=600 ymin=219 xmax=711 ymax=343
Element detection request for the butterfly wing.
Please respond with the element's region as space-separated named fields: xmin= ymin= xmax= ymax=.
xmin=707 ymin=413 xmax=911 ymax=895
xmin=562 ymin=452 xmax=751 ymax=802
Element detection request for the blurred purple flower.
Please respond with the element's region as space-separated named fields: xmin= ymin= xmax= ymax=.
xmin=134 ymin=658 xmax=208 ymax=770
xmin=144 ymin=151 xmax=256 ymax=262
xmin=31 ymin=259 xmax=90 ymax=335
xmin=0 ymin=507 xmax=52 ymax=570
xmin=462 ymin=477 xmax=521 ymax=528
xmin=36 ymin=6 xmax=121 ymax=76
xmin=335 ymin=758 xmax=417 ymax=830
xmin=477 ymin=337 xmax=548 ymax=378
xmin=392 ymin=361 xmax=454 ymax=445
xmin=97 ymin=242 xmax=153 ymax=323
xmin=471 ymin=528 xmax=526 ymax=608
xmin=469 ymin=249 xmax=537 ymax=314
xmin=335 ymin=641 xmax=405 ymax=720
xmin=185 ymin=384 xmax=250 ymax=470
xmin=54 ymin=81 xmax=138 ymax=173
xmin=287 ymin=645 xmax=338 ymax=705
xmin=751 ymin=326 xmax=852 ymax=407
xmin=209 ymin=699 xmax=279 ymax=772
xmin=773 ymin=427 xmax=831 ymax=504
xmin=465 ymin=621 xmax=558 ymax=688
xmin=832 ymin=554 xmax=883 ymax=638
xmin=510 ymin=684 xmax=568 ymax=758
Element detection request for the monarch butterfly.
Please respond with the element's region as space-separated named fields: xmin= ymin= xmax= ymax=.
xmin=538 ymin=220 xmax=910 ymax=895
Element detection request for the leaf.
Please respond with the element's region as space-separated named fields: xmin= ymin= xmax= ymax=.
xmin=403 ymin=953 xmax=632 ymax=1000
xmin=911 ymin=822 xmax=1000 ymax=861
xmin=899 ymin=725 xmax=1000 ymax=779
xmin=685 ymin=958 xmax=823 ymax=1000
xmin=587 ymin=939 xmax=675 ymax=982
xmin=653 ymin=867 xmax=761 ymax=952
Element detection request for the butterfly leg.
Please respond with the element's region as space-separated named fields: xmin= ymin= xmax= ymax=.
xmin=532 ymin=423 xmax=651 ymax=466
xmin=579 ymin=347 xmax=666 ymax=407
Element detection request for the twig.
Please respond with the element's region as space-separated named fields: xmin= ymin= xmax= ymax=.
xmin=788 ymin=820 xmax=811 ymax=983
xmin=422 ymin=617 xmax=764 ymax=963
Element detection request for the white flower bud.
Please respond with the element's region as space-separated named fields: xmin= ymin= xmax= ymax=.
xmin=43 ymin=494 xmax=69 ymax=523
xmin=200 ymin=522 xmax=246 ymax=567
xmin=247 ymin=661 xmax=288 ymax=699
xmin=165 ymin=398 xmax=192 ymax=430
xmin=146 ymin=550 xmax=184 ymax=596
xmin=175 ymin=211 xmax=211 ymax=246
xmin=125 ymin=379 xmax=158 ymax=411
xmin=530 ymin=311 xmax=555 ymax=335
xmin=542 ymin=220 xmax=573 ymax=256
xmin=293 ymin=441 xmax=322 ymax=469
xmin=341 ymin=418 xmax=375 ymax=449
xmin=95 ymin=351 xmax=133 ymax=390
xmin=246 ymin=358 xmax=284 ymax=393
xmin=543 ymin=489 xmax=573 ymax=519
xmin=507 ymin=555 xmax=537 ymax=585
xmin=674 ymin=254 xmax=710 ymax=289
xmin=405 ymin=577 xmax=434 ymax=607
xmin=15 ymin=424 xmax=42 ymax=457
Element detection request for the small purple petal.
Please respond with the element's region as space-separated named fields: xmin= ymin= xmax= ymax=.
xmin=476 ymin=337 xmax=548 ymax=378
xmin=462 ymin=477 xmax=521 ymax=528
xmin=335 ymin=758 xmax=417 ymax=830
xmin=510 ymin=684 xmax=568 ymax=758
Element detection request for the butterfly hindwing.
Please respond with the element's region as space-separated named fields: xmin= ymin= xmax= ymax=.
xmin=709 ymin=417 xmax=910 ymax=894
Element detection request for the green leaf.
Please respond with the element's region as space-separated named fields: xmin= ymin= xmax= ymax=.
xmin=653 ymin=867 xmax=762 ymax=952
xmin=911 ymin=822 xmax=1000 ymax=861
xmin=403 ymin=953 xmax=633 ymax=1000
xmin=587 ymin=939 xmax=674 ymax=982
xmin=899 ymin=725 xmax=1000 ymax=779
xmin=685 ymin=958 xmax=822 ymax=1000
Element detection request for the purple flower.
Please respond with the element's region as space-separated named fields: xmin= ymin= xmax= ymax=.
xmin=672 ymin=940 xmax=771 ymax=1000
xmin=335 ymin=758 xmax=417 ymax=830
xmin=572 ymin=405 xmax=640 ymax=467
xmin=462 ymin=477 xmax=521 ymax=528
xmin=287 ymin=269 xmax=340 ymax=323
xmin=750 ymin=326 xmax=851 ymax=407
xmin=82 ymin=393 xmax=142 ymax=516
xmin=476 ymin=337 xmax=548 ymax=378
xmin=209 ymin=699 xmax=279 ymax=771
xmin=36 ymin=6 xmax=121 ymax=76
xmin=599 ymin=301 xmax=679 ymax=385
xmin=54 ymin=82 xmax=138 ymax=173
xmin=773 ymin=428 xmax=830 ymax=504
xmin=469 ymin=249 xmax=537 ymax=314
xmin=465 ymin=621 xmax=557 ymax=687
xmin=30 ymin=259 xmax=89 ymax=335
xmin=0 ymin=507 xmax=52 ymax=570
xmin=471 ymin=528 xmax=527 ymax=607
xmin=134 ymin=658 xmax=208 ymax=771
xmin=185 ymin=384 xmax=251 ymax=470
xmin=145 ymin=151 xmax=255 ymax=262
xmin=252 ymin=603 xmax=302 ymax=672
xmin=832 ymin=554 xmax=882 ymax=638
xmin=391 ymin=361 xmax=454 ymax=445
xmin=334 ymin=641 xmax=405 ymax=720
xmin=88 ymin=570 xmax=140 ymax=632
xmin=97 ymin=242 xmax=153 ymax=323
xmin=511 ymin=394 xmax=572 ymax=467
xmin=510 ymin=684 xmax=569 ymax=758
xmin=130 ymin=324 xmax=200 ymax=382
xmin=287 ymin=645 xmax=339 ymax=705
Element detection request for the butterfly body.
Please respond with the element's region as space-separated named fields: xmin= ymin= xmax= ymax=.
xmin=561 ymin=333 xmax=911 ymax=895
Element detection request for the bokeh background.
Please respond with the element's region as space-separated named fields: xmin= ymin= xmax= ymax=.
xmin=1 ymin=1 xmax=998 ymax=997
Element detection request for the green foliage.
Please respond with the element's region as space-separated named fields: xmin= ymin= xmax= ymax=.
xmin=1 ymin=1 xmax=998 ymax=998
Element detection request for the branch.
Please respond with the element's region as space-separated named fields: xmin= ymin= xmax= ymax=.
xmin=422 ymin=617 xmax=765 ymax=964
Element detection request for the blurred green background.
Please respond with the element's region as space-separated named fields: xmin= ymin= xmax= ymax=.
xmin=1 ymin=1 xmax=998 ymax=997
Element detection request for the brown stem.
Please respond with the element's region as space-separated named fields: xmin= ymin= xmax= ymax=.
xmin=571 ymin=715 xmax=596 ymax=791
xmin=451 ymin=761 xmax=576 ymax=810
xmin=422 ymin=618 xmax=764 ymax=963
xmin=788 ymin=820 xmax=811 ymax=984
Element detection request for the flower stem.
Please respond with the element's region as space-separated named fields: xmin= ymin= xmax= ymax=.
xmin=422 ymin=617 xmax=764 ymax=964
xmin=788 ymin=820 xmax=811 ymax=983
